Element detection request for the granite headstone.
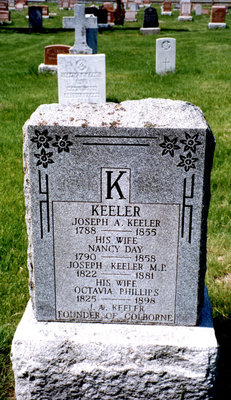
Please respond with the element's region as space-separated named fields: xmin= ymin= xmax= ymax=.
xmin=23 ymin=98 xmax=215 ymax=326
xmin=38 ymin=44 xmax=71 ymax=74
xmin=143 ymin=6 xmax=158 ymax=27
xmin=140 ymin=6 xmax=160 ymax=34
xmin=208 ymin=6 xmax=226 ymax=29
xmin=28 ymin=6 xmax=42 ymax=31
xmin=161 ymin=1 xmax=172 ymax=16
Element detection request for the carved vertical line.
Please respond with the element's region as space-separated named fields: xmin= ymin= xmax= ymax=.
xmin=38 ymin=170 xmax=50 ymax=239
xmin=181 ymin=174 xmax=195 ymax=243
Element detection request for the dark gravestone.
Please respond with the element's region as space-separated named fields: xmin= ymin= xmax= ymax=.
xmin=86 ymin=14 xmax=98 ymax=54
xmin=143 ymin=6 xmax=158 ymax=28
xmin=98 ymin=7 xmax=108 ymax=24
xmin=85 ymin=6 xmax=98 ymax=18
xmin=29 ymin=6 xmax=42 ymax=31
xmin=86 ymin=27 xmax=97 ymax=54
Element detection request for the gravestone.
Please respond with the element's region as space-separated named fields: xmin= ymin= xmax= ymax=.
xmin=85 ymin=6 xmax=98 ymax=18
xmin=178 ymin=1 xmax=192 ymax=21
xmin=161 ymin=1 xmax=172 ymax=16
xmin=156 ymin=37 xmax=176 ymax=75
xmin=15 ymin=0 xmax=24 ymax=11
xmin=70 ymin=0 xmax=77 ymax=9
xmin=21 ymin=98 xmax=214 ymax=325
xmin=11 ymin=98 xmax=218 ymax=399
xmin=28 ymin=5 xmax=49 ymax=19
xmin=125 ymin=9 xmax=137 ymax=22
xmin=0 ymin=9 xmax=10 ymax=22
xmin=58 ymin=4 xmax=105 ymax=104
xmin=41 ymin=5 xmax=49 ymax=18
xmin=98 ymin=7 xmax=108 ymax=24
xmin=28 ymin=6 xmax=42 ymax=31
xmin=208 ymin=6 xmax=226 ymax=29
xmin=103 ymin=2 xmax=115 ymax=23
xmin=60 ymin=0 xmax=70 ymax=10
xmin=0 ymin=1 xmax=8 ymax=10
xmin=85 ymin=14 xmax=98 ymax=54
xmin=63 ymin=7 xmax=98 ymax=54
xmin=8 ymin=0 xmax=15 ymax=10
xmin=69 ymin=4 xmax=92 ymax=55
xmin=38 ymin=44 xmax=71 ymax=74
xmin=140 ymin=6 xmax=160 ymax=35
xmin=195 ymin=4 xmax=202 ymax=16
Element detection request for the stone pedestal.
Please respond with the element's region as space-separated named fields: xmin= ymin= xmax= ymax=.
xmin=11 ymin=289 xmax=218 ymax=400
xmin=178 ymin=15 xmax=193 ymax=21
xmin=208 ymin=22 xmax=226 ymax=29
xmin=161 ymin=7 xmax=172 ymax=16
xmin=38 ymin=63 xmax=57 ymax=74
xmin=140 ymin=27 xmax=160 ymax=35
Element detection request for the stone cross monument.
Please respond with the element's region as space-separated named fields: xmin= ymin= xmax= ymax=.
xmin=68 ymin=4 xmax=92 ymax=54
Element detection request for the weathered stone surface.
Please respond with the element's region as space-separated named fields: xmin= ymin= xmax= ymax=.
xmin=23 ymin=99 xmax=215 ymax=326
xmin=11 ymin=290 xmax=218 ymax=400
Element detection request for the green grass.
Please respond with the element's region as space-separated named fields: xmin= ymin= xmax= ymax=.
xmin=0 ymin=4 xmax=231 ymax=399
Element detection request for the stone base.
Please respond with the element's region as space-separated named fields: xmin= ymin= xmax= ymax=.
xmin=11 ymin=291 xmax=218 ymax=400
xmin=26 ymin=15 xmax=49 ymax=19
xmin=178 ymin=16 xmax=193 ymax=21
xmin=161 ymin=8 xmax=172 ymax=16
xmin=208 ymin=22 xmax=226 ymax=29
xmin=98 ymin=23 xmax=114 ymax=29
xmin=38 ymin=63 xmax=57 ymax=74
xmin=140 ymin=27 xmax=160 ymax=35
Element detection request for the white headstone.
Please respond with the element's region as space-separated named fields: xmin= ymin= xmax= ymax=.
xmin=156 ymin=38 xmax=176 ymax=75
xmin=58 ymin=54 xmax=106 ymax=104
xmin=195 ymin=4 xmax=202 ymax=16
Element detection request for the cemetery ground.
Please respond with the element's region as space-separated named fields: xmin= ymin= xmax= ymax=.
xmin=0 ymin=3 xmax=231 ymax=399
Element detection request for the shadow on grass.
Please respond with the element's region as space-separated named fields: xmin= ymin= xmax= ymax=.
xmin=213 ymin=317 xmax=231 ymax=400
xmin=0 ymin=27 xmax=69 ymax=34
xmin=0 ymin=26 xmax=190 ymax=35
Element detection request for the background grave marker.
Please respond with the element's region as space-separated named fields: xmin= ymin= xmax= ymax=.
xmin=38 ymin=44 xmax=71 ymax=74
xmin=140 ymin=6 xmax=160 ymax=35
xmin=208 ymin=6 xmax=226 ymax=29
xmin=156 ymin=38 xmax=176 ymax=75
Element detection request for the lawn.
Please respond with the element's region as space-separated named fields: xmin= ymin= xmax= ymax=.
xmin=0 ymin=3 xmax=231 ymax=399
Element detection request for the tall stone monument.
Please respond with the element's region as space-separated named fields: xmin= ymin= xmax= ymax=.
xmin=11 ymin=98 xmax=218 ymax=399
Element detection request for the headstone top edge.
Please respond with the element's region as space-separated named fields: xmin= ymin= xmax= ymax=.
xmin=156 ymin=37 xmax=176 ymax=42
xmin=23 ymin=99 xmax=210 ymax=131
xmin=57 ymin=53 xmax=105 ymax=58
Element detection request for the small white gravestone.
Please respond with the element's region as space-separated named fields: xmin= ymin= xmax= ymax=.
xmin=58 ymin=4 xmax=106 ymax=104
xmin=156 ymin=38 xmax=176 ymax=75
xmin=58 ymin=54 xmax=106 ymax=104
xmin=195 ymin=4 xmax=202 ymax=16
